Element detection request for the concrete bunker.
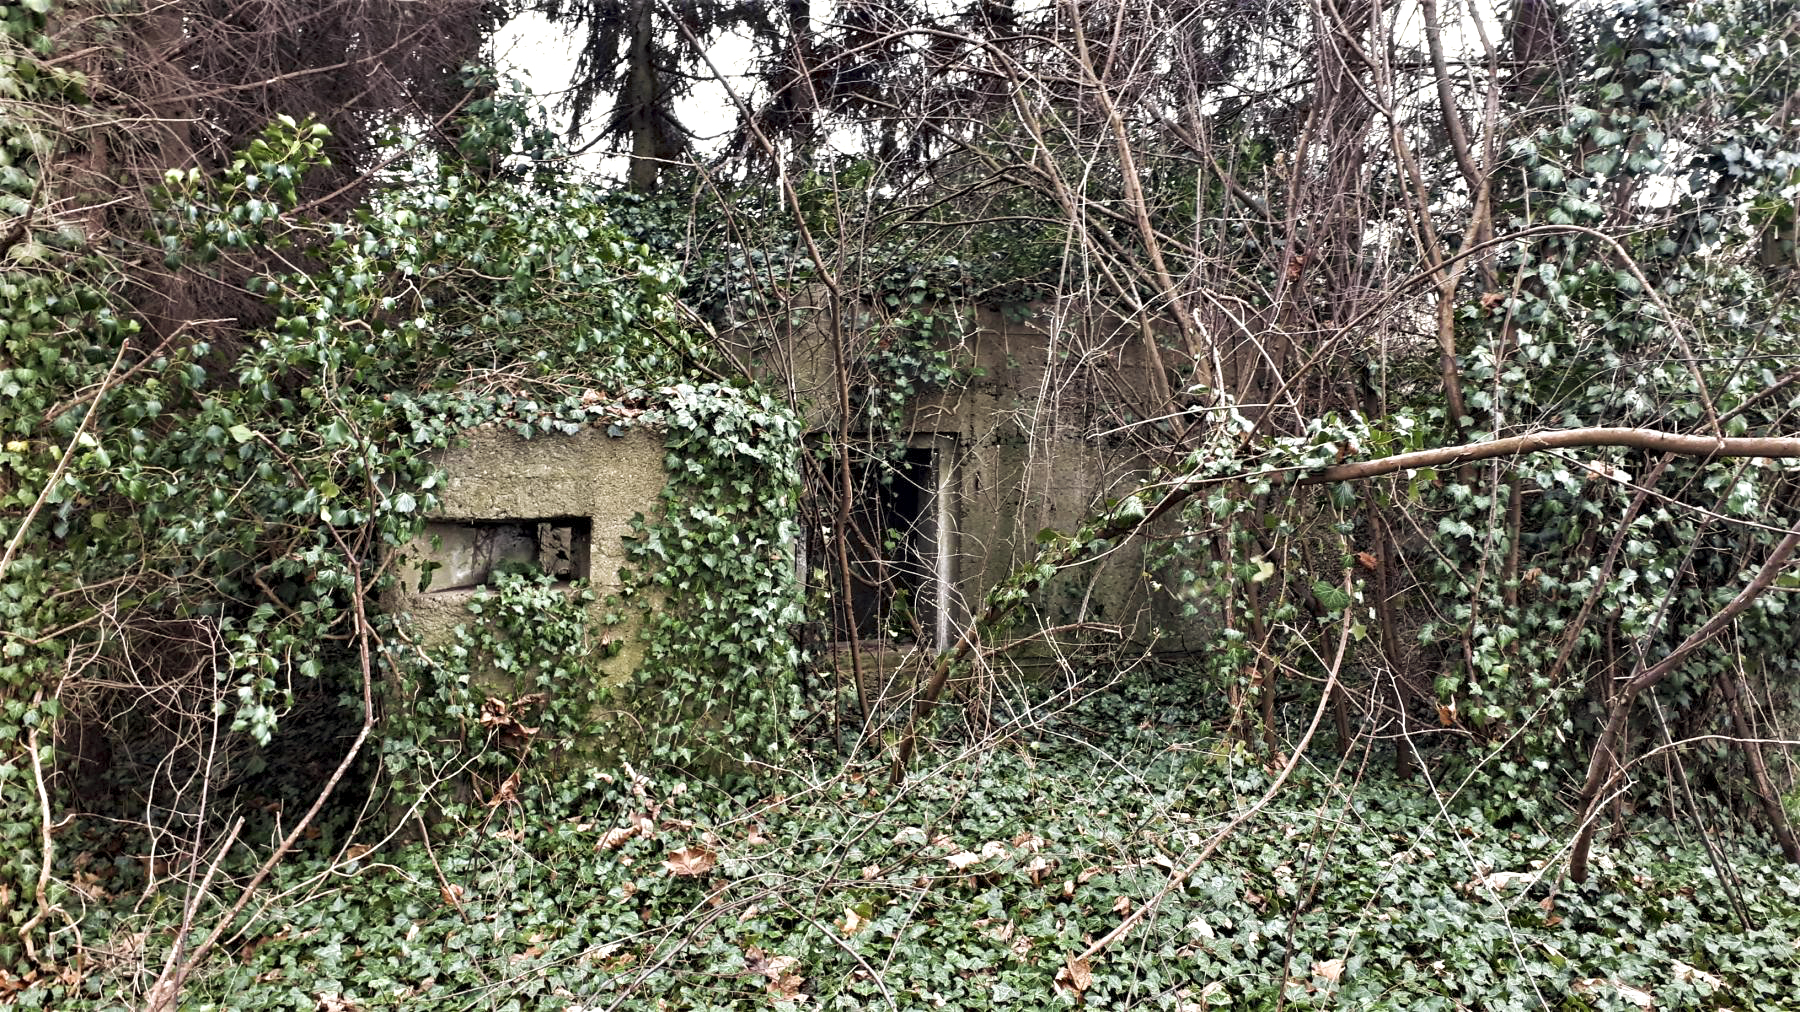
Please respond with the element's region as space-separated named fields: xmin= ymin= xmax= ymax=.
xmin=390 ymin=424 xmax=667 ymax=687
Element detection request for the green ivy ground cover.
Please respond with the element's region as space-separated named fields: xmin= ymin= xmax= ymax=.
xmin=24 ymin=670 xmax=1798 ymax=1011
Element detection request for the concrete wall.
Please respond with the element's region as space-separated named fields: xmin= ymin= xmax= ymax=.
xmin=733 ymin=295 xmax=1207 ymax=655
xmin=389 ymin=423 xmax=668 ymax=689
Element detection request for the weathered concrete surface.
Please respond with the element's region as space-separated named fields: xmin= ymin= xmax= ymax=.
xmin=730 ymin=294 xmax=1209 ymax=654
xmin=389 ymin=423 xmax=667 ymax=689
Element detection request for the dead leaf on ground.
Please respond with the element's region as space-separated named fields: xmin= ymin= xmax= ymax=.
xmin=663 ymin=845 xmax=717 ymax=878
xmin=1061 ymin=955 xmax=1093 ymax=994
xmin=767 ymin=966 xmax=805 ymax=1001
xmin=1355 ymin=550 xmax=1379 ymax=570
xmin=945 ymin=851 xmax=982 ymax=871
xmin=1313 ymin=958 xmax=1345 ymax=984
xmin=598 ymin=813 xmax=656 ymax=851
xmin=840 ymin=907 xmax=869 ymax=935
xmin=745 ymin=947 xmax=806 ymax=1001
xmin=317 ymin=993 xmax=360 ymax=1011
xmin=1112 ymin=895 xmax=1132 ymax=915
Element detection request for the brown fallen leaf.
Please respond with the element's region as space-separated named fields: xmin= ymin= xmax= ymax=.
xmin=598 ymin=825 xmax=637 ymax=851
xmin=1060 ymin=955 xmax=1093 ymax=994
xmin=478 ymin=694 xmax=546 ymax=747
xmin=768 ymin=967 xmax=804 ymax=1001
xmin=840 ymin=907 xmax=868 ymax=935
xmin=440 ymin=882 xmax=465 ymax=907
xmin=745 ymin=947 xmax=806 ymax=1000
xmin=1313 ymin=958 xmax=1345 ymax=983
xmin=663 ymin=845 xmax=717 ymax=878
xmin=945 ymin=851 xmax=982 ymax=871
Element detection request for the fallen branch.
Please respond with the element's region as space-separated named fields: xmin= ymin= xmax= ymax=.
xmin=1301 ymin=427 xmax=1800 ymax=485
xmin=889 ymin=424 xmax=1800 ymax=783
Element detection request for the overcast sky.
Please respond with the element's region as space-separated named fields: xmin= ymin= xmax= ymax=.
xmin=489 ymin=10 xmax=758 ymax=178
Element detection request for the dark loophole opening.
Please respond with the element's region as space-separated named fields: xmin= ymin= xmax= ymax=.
xmin=421 ymin=517 xmax=592 ymax=591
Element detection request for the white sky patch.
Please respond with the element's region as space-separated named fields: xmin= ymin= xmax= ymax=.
xmin=490 ymin=10 xmax=761 ymax=179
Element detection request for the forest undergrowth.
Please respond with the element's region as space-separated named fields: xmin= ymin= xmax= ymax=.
xmin=18 ymin=667 xmax=1800 ymax=1012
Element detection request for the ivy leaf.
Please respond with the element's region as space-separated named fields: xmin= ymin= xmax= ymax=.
xmin=1312 ymin=580 xmax=1350 ymax=612
xmin=228 ymin=423 xmax=254 ymax=444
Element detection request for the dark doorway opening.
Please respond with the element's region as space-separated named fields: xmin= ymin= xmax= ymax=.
xmin=831 ymin=447 xmax=940 ymax=646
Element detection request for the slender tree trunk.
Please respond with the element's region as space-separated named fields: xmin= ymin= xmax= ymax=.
xmin=1570 ymin=522 xmax=1800 ymax=882
xmin=627 ymin=0 xmax=661 ymax=191
xmin=1722 ymin=671 xmax=1800 ymax=865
